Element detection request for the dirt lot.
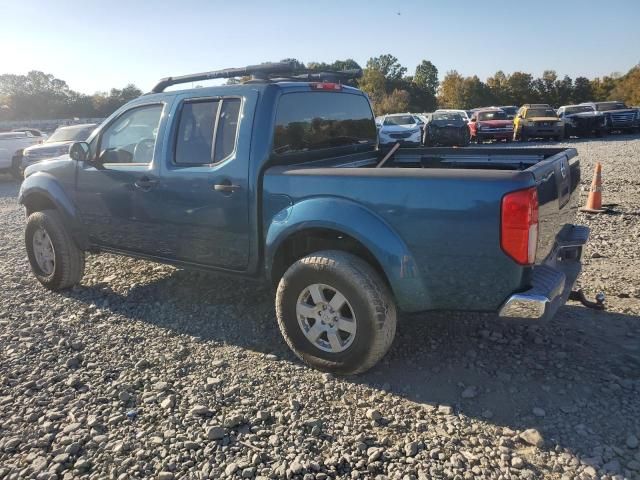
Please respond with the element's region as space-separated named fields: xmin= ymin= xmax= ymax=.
xmin=0 ymin=136 xmax=639 ymax=480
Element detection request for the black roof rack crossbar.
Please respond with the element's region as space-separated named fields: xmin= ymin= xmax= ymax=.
xmin=150 ymin=62 xmax=362 ymax=93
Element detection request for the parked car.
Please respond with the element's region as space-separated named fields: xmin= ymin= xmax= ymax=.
xmin=556 ymin=105 xmax=606 ymax=138
xmin=378 ymin=113 xmax=422 ymax=146
xmin=579 ymin=101 xmax=640 ymax=133
xmin=19 ymin=62 xmax=589 ymax=374
xmin=497 ymin=106 xmax=518 ymax=120
xmin=514 ymin=105 xmax=564 ymax=141
xmin=0 ymin=131 xmax=41 ymax=178
xmin=469 ymin=108 xmax=513 ymax=143
xmin=435 ymin=109 xmax=471 ymax=123
xmin=423 ymin=112 xmax=470 ymax=146
xmin=12 ymin=128 xmax=48 ymax=140
xmin=21 ymin=124 xmax=97 ymax=172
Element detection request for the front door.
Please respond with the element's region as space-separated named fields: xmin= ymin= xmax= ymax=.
xmin=74 ymin=103 xmax=167 ymax=253
xmin=151 ymin=95 xmax=251 ymax=270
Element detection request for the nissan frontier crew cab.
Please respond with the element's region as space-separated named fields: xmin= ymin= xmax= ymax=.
xmin=19 ymin=63 xmax=589 ymax=374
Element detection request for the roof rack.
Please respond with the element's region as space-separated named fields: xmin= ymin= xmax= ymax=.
xmin=150 ymin=61 xmax=362 ymax=93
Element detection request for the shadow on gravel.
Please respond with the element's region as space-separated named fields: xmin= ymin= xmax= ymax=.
xmin=65 ymin=266 xmax=639 ymax=458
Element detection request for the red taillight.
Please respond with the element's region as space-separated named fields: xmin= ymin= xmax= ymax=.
xmin=501 ymin=187 xmax=539 ymax=265
xmin=310 ymin=82 xmax=342 ymax=91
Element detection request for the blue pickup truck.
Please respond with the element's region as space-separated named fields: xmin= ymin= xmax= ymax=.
xmin=19 ymin=63 xmax=589 ymax=374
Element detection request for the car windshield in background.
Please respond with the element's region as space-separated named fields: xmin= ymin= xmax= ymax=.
xmin=500 ymin=107 xmax=518 ymax=115
xmin=595 ymin=102 xmax=627 ymax=111
xmin=273 ymin=92 xmax=376 ymax=156
xmin=433 ymin=113 xmax=462 ymax=121
xmin=565 ymin=106 xmax=595 ymax=114
xmin=47 ymin=126 xmax=94 ymax=143
xmin=478 ymin=111 xmax=508 ymax=121
xmin=383 ymin=115 xmax=416 ymax=126
xmin=525 ymin=109 xmax=557 ymax=118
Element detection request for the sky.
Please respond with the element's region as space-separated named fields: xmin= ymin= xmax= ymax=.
xmin=2 ymin=0 xmax=639 ymax=94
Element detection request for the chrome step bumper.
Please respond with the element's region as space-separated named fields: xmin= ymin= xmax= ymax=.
xmin=499 ymin=225 xmax=589 ymax=319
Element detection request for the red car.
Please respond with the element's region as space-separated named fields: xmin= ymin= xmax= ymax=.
xmin=469 ymin=108 xmax=514 ymax=143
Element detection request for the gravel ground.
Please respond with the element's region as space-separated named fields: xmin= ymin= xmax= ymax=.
xmin=1 ymin=136 xmax=639 ymax=480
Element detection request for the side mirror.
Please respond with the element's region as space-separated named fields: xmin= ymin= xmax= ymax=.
xmin=69 ymin=142 xmax=90 ymax=162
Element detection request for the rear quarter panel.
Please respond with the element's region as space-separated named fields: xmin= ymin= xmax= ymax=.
xmin=263 ymin=166 xmax=535 ymax=312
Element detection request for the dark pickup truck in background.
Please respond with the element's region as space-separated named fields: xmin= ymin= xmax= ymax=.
xmin=580 ymin=101 xmax=640 ymax=133
xmin=19 ymin=63 xmax=589 ymax=374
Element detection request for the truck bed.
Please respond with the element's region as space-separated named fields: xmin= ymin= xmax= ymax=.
xmin=264 ymin=146 xmax=581 ymax=313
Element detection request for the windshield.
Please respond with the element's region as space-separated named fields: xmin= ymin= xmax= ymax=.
xmin=47 ymin=125 xmax=95 ymax=143
xmin=565 ymin=106 xmax=594 ymax=114
xmin=433 ymin=113 xmax=462 ymax=121
xmin=478 ymin=111 xmax=508 ymax=121
xmin=383 ymin=115 xmax=416 ymax=126
xmin=524 ymin=108 xmax=557 ymax=118
xmin=594 ymin=102 xmax=627 ymax=111
xmin=499 ymin=106 xmax=518 ymax=115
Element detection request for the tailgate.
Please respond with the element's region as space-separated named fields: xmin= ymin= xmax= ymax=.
xmin=528 ymin=148 xmax=581 ymax=261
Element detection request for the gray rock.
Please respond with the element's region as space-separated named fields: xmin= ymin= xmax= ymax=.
xmin=366 ymin=408 xmax=382 ymax=421
xmin=191 ymin=404 xmax=211 ymax=416
xmin=225 ymin=463 xmax=239 ymax=475
xmin=627 ymin=434 xmax=639 ymax=449
xmin=206 ymin=425 xmax=225 ymax=440
xmin=532 ymin=407 xmax=546 ymax=417
xmin=520 ymin=428 xmax=544 ymax=447
xmin=405 ymin=441 xmax=418 ymax=457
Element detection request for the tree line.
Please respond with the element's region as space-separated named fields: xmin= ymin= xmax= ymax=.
xmin=0 ymin=71 xmax=142 ymax=121
xmin=1 ymin=58 xmax=639 ymax=120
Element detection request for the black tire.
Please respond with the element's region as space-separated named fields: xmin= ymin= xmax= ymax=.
xmin=25 ymin=210 xmax=85 ymax=290
xmin=276 ymin=250 xmax=397 ymax=375
xmin=10 ymin=155 xmax=22 ymax=180
xmin=520 ymin=132 xmax=528 ymax=142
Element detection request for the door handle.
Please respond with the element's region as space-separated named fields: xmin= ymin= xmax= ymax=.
xmin=212 ymin=183 xmax=240 ymax=193
xmin=134 ymin=176 xmax=158 ymax=191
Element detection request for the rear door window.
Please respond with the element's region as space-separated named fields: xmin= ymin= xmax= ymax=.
xmin=273 ymin=92 xmax=376 ymax=157
xmin=174 ymin=97 xmax=241 ymax=166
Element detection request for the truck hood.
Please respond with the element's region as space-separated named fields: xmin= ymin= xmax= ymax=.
xmin=525 ymin=117 xmax=560 ymax=122
xmin=564 ymin=112 xmax=602 ymax=119
xmin=23 ymin=141 xmax=72 ymax=157
xmin=380 ymin=124 xmax=421 ymax=134
xmin=477 ymin=119 xmax=512 ymax=127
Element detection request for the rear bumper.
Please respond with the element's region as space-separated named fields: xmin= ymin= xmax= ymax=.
xmin=499 ymin=225 xmax=589 ymax=319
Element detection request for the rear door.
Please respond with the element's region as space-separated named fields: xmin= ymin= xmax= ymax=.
xmin=148 ymin=92 xmax=255 ymax=270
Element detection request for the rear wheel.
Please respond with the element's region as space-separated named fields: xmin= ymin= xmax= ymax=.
xmin=25 ymin=210 xmax=85 ymax=290
xmin=276 ymin=250 xmax=396 ymax=375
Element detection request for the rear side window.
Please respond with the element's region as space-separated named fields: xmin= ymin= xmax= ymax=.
xmin=273 ymin=92 xmax=376 ymax=157
xmin=175 ymin=98 xmax=241 ymax=165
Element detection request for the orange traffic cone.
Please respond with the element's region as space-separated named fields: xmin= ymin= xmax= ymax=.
xmin=580 ymin=162 xmax=607 ymax=213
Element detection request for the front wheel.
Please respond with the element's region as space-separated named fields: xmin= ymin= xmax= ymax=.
xmin=276 ymin=250 xmax=397 ymax=375
xmin=25 ymin=210 xmax=85 ymax=290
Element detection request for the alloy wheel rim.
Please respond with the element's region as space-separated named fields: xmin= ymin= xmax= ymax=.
xmin=32 ymin=227 xmax=55 ymax=276
xmin=296 ymin=283 xmax=357 ymax=353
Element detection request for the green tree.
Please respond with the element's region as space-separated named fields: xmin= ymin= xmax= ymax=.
xmin=486 ymin=70 xmax=509 ymax=104
xmin=376 ymin=89 xmax=410 ymax=115
xmin=366 ymin=54 xmax=407 ymax=80
xmin=413 ymin=60 xmax=439 ymax=96
xmin=437 ymin=70 xmax=466 ymax=108
xmin=572 ymin=77 xmax=592 ymax=103
xmin=507 ymin=72 xmax=535 ymax=106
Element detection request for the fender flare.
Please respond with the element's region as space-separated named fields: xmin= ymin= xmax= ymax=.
xmin=265 ymin=196 xmax=430 ymax=312
xmin=19 ymin=172 xmax=89 ymax=249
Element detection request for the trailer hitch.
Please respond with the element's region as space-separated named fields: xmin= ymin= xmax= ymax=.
xmin=569 ymin=289 xmax=606 ymax=310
